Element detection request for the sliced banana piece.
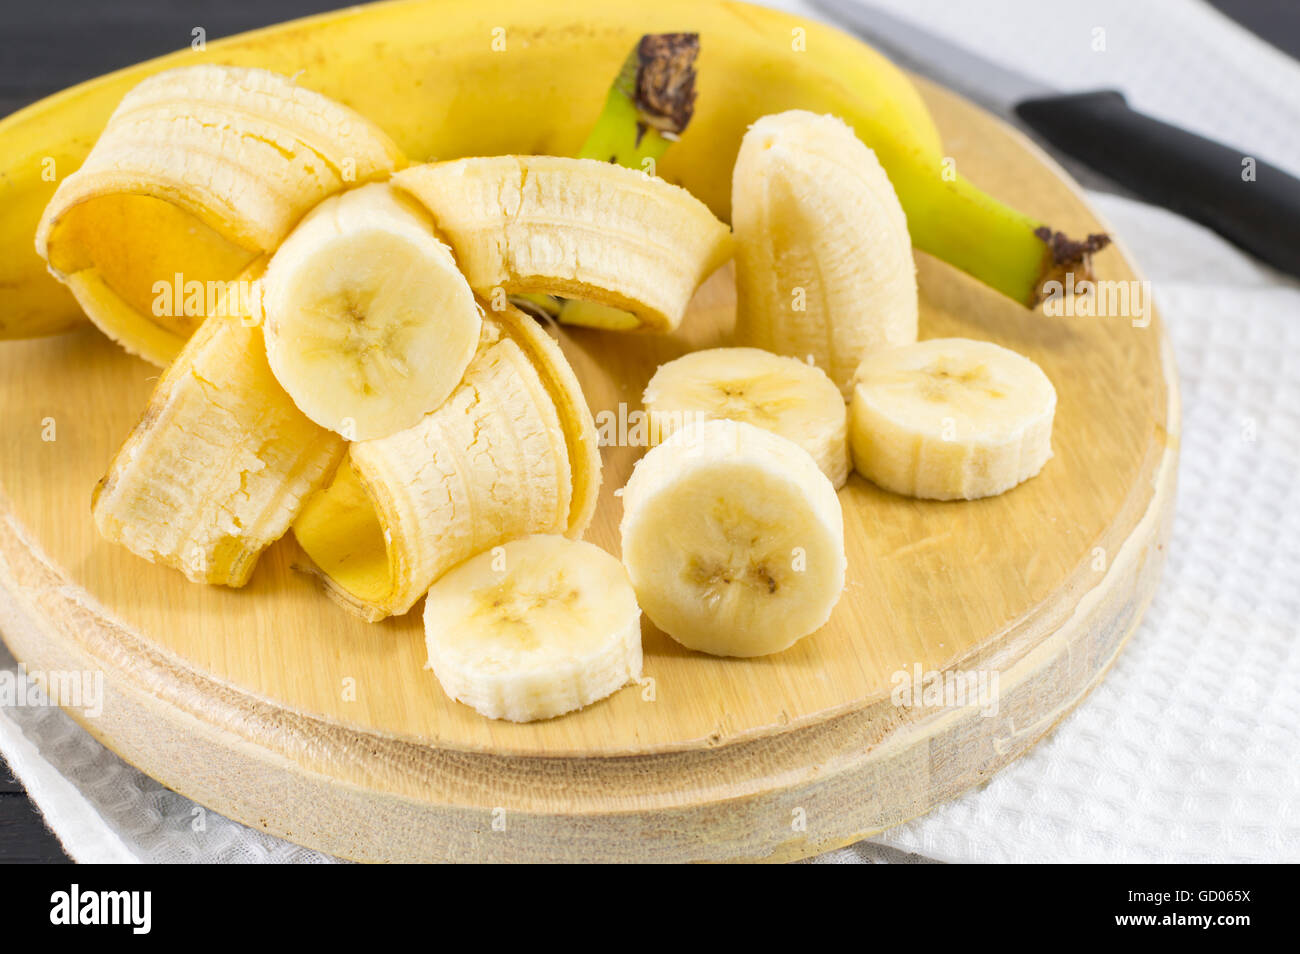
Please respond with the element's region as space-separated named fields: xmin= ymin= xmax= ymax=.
xmin=849 ymin=337 xmax=1056 ymax=500
xmin=394 ymin=156 xmax=733 ymax=332
xmin=36 ymin=65 xmax=403 ymax=365
xmin=93 ymin=304 xmax=346 ymax=586
xmin=732 ymin=110 xmax=918 ymax=396
xmin=643 ymin=347 xmax=849 ymax=488
xmin=424 ymin=535 xmax=642 ymax=722
xmin=262 ymin=183 xmax=481 ymax=441
xmin=620 ymin=419 xmax=845 ymax=657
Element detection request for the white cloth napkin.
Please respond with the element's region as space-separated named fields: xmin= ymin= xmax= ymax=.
xmin=2 ymin=0 xmax=1298 ymax=863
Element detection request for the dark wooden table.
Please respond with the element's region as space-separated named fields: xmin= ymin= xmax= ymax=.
xmin=0 ymin=0 xmax=1294 ymax=865
xmin=0 ymin=760 xmax=71 ymax=863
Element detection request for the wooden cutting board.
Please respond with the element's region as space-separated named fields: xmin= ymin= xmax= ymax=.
xmin=0 ymin=78 xmax=1178 ymax=862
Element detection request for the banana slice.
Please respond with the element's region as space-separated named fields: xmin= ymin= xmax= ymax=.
xmin=93 ymin=302 xmax=346 ymax=586
xmin=643 ymin=347 xmax=850 ymax=488
xmin=261 ymin=183 xmax=481 ymax=441
xmin=36 ymin=65 xmax=403 ymax=366
xmin=849 ymin=338 xmax=1056 ymax=500
xmin=732 ymin=111 xmax=918 ymax=395
xmin=394 ymin=156 xmax=733 ymax=332
xmin=424 ymin=535 xmax=642 ymax=722
xmin=620 ymin=419 xmax=846 ymax=657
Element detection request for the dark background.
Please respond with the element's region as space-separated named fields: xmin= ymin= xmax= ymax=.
xmin=0 ymin=0 xmax=1295 ymax=864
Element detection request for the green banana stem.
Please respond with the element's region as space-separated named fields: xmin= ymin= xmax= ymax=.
xmin=884 ymin=146 xmax=1110 ymax=306
xmin=577 ymin=33 xmax=699 ymax=168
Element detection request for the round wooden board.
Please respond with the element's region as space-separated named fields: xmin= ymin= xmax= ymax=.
xmin=0 ymin=79 xmax=1178 ymax=862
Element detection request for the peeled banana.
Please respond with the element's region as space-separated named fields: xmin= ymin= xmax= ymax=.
xmin=620 ymin=419 xmax=846 ymax=657
xmin=732 ymin=111 xmax=918 ymax=396
xmin=424 ymin=534 xmax=642 ymax=722
xmin=394 ymin=156 xmax=732 ymax=332
xmin=92 ymin=295 xmax=346 ymax=586
xmin=849 ymin=338 xmax=1057 ymax=500
xmin=3 ymin=1 xmax=1095 ymax=736
xmin=293 ymin=304 xmax=601 ymax=621
xmin=261 ymin=182 xmax=481 ymax=441
xmin=642 ymin=347 xmax=849 ymax=488
xmin=34 ymin=64 xmax=403 ymax=365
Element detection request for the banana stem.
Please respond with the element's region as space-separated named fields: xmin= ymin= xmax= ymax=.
xmin=889 ymin=147 xmax=1111 ymax=306
xmin=577 ymin=33 xmax=699 ymax=168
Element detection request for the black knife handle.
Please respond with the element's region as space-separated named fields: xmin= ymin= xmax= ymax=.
xmin=1015 ymin=90 xmax=1300 ymax=278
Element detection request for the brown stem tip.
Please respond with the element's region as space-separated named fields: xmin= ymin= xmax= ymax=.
xmin=1031 ymin=226 xmax=1113 ymax=306
xmin=635 ymin=33 xmax=700 ymax=139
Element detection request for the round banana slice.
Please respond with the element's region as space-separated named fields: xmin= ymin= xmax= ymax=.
xmin=424 ymin=535 xmax=642 ymax=723
xmin=642 ymin=347 xmax=850 ymax=488
xmin=849 ymin=337 xmax=1056 ymax=500
xmin=262 ymin=183 xmax=481 ymax=441
xmin=620 ymin=419 xmax=846 ymax=657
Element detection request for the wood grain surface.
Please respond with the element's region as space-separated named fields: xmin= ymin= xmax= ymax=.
xmin=0 ymin=77 xmax=1179 ymax=861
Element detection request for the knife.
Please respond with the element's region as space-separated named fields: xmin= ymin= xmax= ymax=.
xmin=810 ymin=0 xmax=1300 ymax=279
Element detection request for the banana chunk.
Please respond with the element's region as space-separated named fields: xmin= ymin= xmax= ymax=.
xmin=732 ymin=111 xmax=918 ymax=396
xmin=294 ymin=335 xmax=570 ymax=621
xmin=262 ymin=183 xmax=481 ymax=441
xmin=93 ymin=307 xmax=346 ymax=586
xmin=36 ymin=65 xmax=403 ymax=366
xmin=293 ymin=303 xmax=601 ymax=621
xmin=643 ymin=347 xmax=850 ymax=488
xmin=424 ymin=535 xmax=642 ymax=722
xmin=849 ymin=338 xmax=1056 ymax=500
xmin=394 ymin=156 xmax=733 ymax=332
xmin=620 ymin=419 xmax=846 ymax=657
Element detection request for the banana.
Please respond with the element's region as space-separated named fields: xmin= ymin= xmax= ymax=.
xmin=423 ymin=534 xmax=642 ymax=722
xmin=642 ymin=347 xmax=849 ymax=488
xmin=92 ymin=299 xmax=346 ymax=586
xmin=293 ymin=304 xmax=601 ymax=621
xmin=261 ymin=182 xmax=481 ymax=441
xmin=393 ymin=156 xmax=732 ymax=333
xmin=34 ymin=64 xmax=403 ymax=364
xmin=620 ymin=419 xmax=845 ymax=657
xmin=849 ymin=338 xmax=1057 ymax=500
xmin=3 ymin=0 xmax=1111 ymax=341
xmin=732 ymin=111 xmax=917 ymax=397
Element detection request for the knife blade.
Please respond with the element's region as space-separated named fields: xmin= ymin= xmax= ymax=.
xmin=810 ymin=0 xmax=1300 ymax=279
